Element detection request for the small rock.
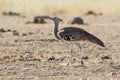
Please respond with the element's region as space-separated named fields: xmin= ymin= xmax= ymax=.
xmin=85 ymin=11 xmax=97 ymax=16
xmin=85 ymin=11 xmax=102 ymax=16
xmin=22 ymin=33 xmax=27 ymax=36
xmin=29 ymin=32 xmax=33 ymax=35
xmin=7 ymin=29 xmax=11 ymax=32
xmin=101 ymin=55 xmax=111 ymax=60
xmin=0 ymin=28 xmax=6 ymax=33
xmin=48 ymin=56 xmax=55 ymax=61
xmin=14 ymin=40 xmax=18 ymax=42
xmin=82 ymin=56 xmax=88 ymax=59
xmin=3 ymin=11 xmax=20 ymax=16
xmin=3 ymin=55 xmax=12 ymax=60
xmin=41 ymin=32 xmax=44 ymax=34
xmin=12 ymin=30 xmax=19 ymax=36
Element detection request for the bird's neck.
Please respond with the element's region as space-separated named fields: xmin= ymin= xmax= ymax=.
xmin=54 ymin=22 xmax=60 ymax=39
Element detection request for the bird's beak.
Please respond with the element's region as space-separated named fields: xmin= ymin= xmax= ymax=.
xmin=47 ymin=17 xmax=53 ymax=20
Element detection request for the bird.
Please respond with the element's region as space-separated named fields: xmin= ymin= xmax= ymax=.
xmin=43 ymin=16 xmax=105 ymax=66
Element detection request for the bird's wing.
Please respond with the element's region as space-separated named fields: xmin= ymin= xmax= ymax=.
xmin=58 ymin=27 xmax=105 ymax=47
xmin=57 ymin=29 xmax=74 ymax=41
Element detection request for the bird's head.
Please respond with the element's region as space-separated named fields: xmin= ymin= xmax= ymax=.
xmin=40 ymin=16 xmax=62 ymax=25
xmin=50 ymin=17 xmax=63 ymax=24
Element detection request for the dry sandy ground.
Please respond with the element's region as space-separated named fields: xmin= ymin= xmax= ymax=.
xmin=0 ymin=15 xmax=120 ymax=80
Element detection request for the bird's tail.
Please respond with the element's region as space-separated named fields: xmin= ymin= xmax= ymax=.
xmin=86 ymin=33 xmax=105 ymax=47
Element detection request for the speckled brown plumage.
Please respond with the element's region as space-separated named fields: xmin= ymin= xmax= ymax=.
xmin=59 ymin=27 xmax=105 ymax=47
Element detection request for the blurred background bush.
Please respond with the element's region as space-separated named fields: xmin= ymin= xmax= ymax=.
xmin=0 ymin=0 xmax=120 ymax=16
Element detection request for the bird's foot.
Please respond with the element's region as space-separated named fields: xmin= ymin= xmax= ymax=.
xmin=77 ymin=57 xmax=85 ymax=67
xmin=80 ymin=60 xmax=84 ymax=65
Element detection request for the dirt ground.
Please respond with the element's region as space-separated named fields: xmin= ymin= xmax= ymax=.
xmin=0 ymin=14 xmax=120 ymax=80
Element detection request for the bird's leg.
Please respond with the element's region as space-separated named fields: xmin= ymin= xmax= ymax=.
xmin=75 ymin=43 xmax=84 ymax=66
xmin=66 ymin=42 xmax=73 ymax=66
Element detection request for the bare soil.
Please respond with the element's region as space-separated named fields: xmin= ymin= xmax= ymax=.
xmin=0 ymin=15 xmax=120 ymax=80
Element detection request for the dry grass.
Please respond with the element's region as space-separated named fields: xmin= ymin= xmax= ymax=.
xmin=0 ymin=0 xmax=120 ymax=16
